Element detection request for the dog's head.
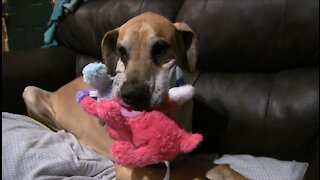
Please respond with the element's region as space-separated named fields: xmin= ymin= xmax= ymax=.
xmin=101 ymin=12 xmax=198 ymax=110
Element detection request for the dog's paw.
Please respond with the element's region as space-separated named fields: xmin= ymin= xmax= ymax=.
xmin=168 ymin=85 xmax=194 ymax=105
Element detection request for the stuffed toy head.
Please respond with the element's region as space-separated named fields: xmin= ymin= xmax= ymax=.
xmin=82 ymin=62 xmax=113 ymax=100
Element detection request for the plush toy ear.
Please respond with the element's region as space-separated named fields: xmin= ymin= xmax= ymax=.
xmin=157 ymin=84 xmax=195 ymax=114
xmin=169 ymin=85 xmax=195 ymax=105
xmin=174 ymin=22 xmax=198 ymax=72
xmin=101 ymin=28 xmax=119 ymax=76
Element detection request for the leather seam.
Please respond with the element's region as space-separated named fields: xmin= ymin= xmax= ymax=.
xmin=139 ymin=0 xmax=145 ymax=14
xmin=262 ymin=74 xmax=276 ymax=123
xmin=198 ymin=0 xmax=208 ymax=52
xmin=191 ymin=71 xmax=202 ymax=86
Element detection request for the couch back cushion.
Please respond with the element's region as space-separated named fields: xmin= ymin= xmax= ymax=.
xmin=56 ymin=0 xmax=319 ymax=72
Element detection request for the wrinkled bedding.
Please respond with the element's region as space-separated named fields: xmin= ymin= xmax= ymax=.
xmin=2 ymin=112 xmax=116 ymax=180
xmin=214 ymin=154 xmax=308 ymax=180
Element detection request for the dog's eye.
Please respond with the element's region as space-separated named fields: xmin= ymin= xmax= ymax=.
xmin=117 ymin=46 xmax=128 ymax=64
xmin=152 ymin=40 xmax=169 ymax=64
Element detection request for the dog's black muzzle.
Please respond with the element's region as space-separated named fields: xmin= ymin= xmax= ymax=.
xmin=120 ymin=81 xmax=151 ymax=111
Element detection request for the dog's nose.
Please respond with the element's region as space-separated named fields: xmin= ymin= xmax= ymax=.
xmin=120 ymin=81 xmax=151 ymax=110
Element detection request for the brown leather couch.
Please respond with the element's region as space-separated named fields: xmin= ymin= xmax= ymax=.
xmin=2 ymin=0 xmax=318 ymax=179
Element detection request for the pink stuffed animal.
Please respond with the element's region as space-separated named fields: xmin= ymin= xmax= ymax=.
xmin=76 ymin=91 xmax=203 ymax=167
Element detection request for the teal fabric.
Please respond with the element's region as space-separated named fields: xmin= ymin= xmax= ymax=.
xmin=43 ymin=0 xmax=69 ymax=48
xmin=43 ymin=0 xmax=87 ymax=48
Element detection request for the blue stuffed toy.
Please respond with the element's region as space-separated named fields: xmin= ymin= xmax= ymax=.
xmin=82 ymin=62 xmax=113 ymax=126
xmin=82 ymin=62 xmax=113 ymax=101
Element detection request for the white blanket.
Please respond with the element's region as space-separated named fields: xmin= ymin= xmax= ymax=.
xmin=214 ymin=154 xmax=308 ymax=180
xmin=2 ymin=112 xmax=116 ymax=180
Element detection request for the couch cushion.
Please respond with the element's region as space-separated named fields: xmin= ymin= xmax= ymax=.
xmin=56 ymin=0 xmax=185 ymax=59
xmin=56 ymin=0 xmax=318 ymax=72
xmin=176 ymin=0 xmax=319 ymax=72
xmin=190 ymin=67 xmax=319 ymax=161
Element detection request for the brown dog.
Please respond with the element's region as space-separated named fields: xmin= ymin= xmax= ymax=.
xmin=24 ymin=11 xmax=197 ymax=158
xmin=22 ymin=12 xmax=246 ymax=179
xmin=102 ymin=12 xmax=197 ymax=132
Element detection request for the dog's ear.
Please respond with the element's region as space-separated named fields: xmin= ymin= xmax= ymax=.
xmin=174 ymin=22 xmax=198 ymax=72
xmin=101 ymin=28 xmax=119 ymax=76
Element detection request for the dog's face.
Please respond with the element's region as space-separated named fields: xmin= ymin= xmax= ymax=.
xmin=101 ymin=12 xmax=198 ymax=110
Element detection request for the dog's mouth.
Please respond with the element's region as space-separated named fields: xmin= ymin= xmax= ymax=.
xmin=119 ymin=81 xmax=153 ymax=111
xmin=121 ymin=97 xmax=152 ymax=111
xmin=116 ymin=59 xmax=178 ymax=112
xmin=120 ymin=91 xmax=164 ymax=112
xmin=118 ymin=99 xmax=142 ymax=118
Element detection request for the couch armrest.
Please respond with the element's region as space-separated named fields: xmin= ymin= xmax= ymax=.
xmin=2 ymin=47 xmax=77 ymax=115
